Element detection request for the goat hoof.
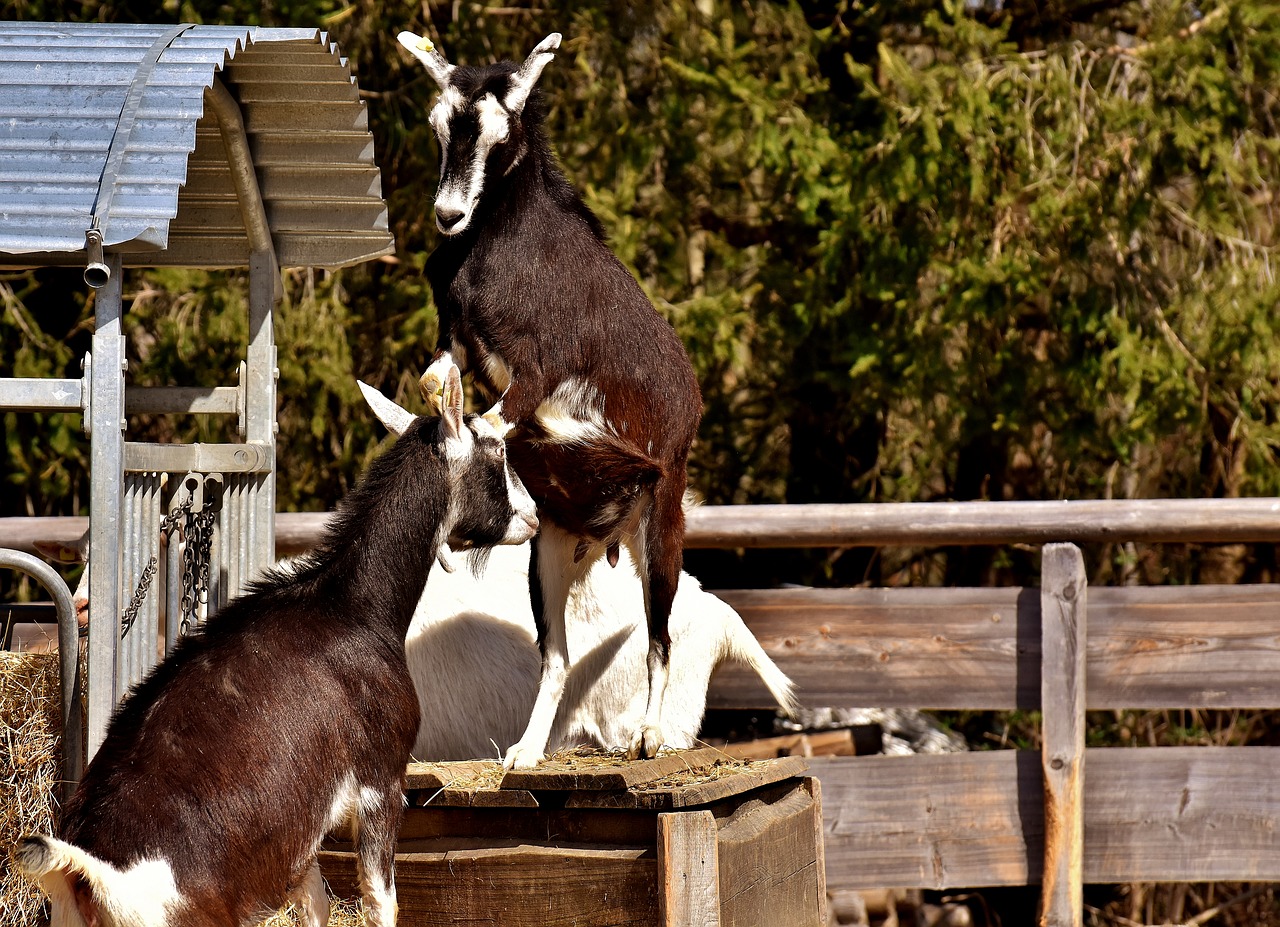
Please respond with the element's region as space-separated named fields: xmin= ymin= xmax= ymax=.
xmin=503 ymin=743 xmax=545 ymax=770
xmin=626 ymin=725 xmax=664 ymax=761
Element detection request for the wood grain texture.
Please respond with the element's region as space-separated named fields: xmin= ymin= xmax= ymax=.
xmin=499 ymin=748 xmax=729 ymax=791
xmin=812 ymin=748 xmax=1280 ymax=891
xmin=321 ymin=844 xmax=660 ymax=927
xmin=814 ymin=752 xmax=1043 ymax=890
xmin=707 ymin=586 xmax=1040 ymax=710
xmin=1039 ymin=544 xmax=1086 ymax=927
xmin=715 ymin=781 xmax=825 ymax=927
xmin=706 ymin=584 xmax=1280 ymax=711
xmin=565 ymin=757 xmax=811 ymax=811
xmin=680 ymin=499 xmax=1280 ymax=548
xmin=658 ymin=810 xmax=720 ymax=927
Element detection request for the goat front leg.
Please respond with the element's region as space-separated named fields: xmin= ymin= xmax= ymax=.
xmin=353 ymin=782 xmax=404 ymax=927
xmin=503 ymin=525 xmax=592 ymax=769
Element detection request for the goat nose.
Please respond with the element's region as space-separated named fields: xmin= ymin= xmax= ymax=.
xmin=436 ymin=205 xmax=465 ymax=230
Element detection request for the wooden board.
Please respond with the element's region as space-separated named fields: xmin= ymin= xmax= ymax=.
xmin=815 ymin=752 xmax=1043 ymax=891
xmin=658 ymin=810 xmax=720 ymax=927
xmin=812 ymin=747 xmax=1280 ymax=891
xmin=708 ymin=586 xmax=1041 ymax=710
xmin=566 ymin=756 xmax=810 ymax=811
xmin=320 ymin=843 xmax=660 ymax=927
xmin=498 ymin=748 xmax=730 ymax=791
xmin=1039 ymin=544 xmax=1086 ymax=927
xmin=706 ymin=584 xmax=1280 ymax=711
xmin=715 ymin=780 xmax=825 ymax=927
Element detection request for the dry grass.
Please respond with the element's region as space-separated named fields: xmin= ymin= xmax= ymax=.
xmin=262 ymin=895 xmax=367 ymax=927
xmin=0 ymin=651 xmax=62 ymax=927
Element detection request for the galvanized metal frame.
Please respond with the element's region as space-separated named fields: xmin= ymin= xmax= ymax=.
xmin=0 ymin=22 xmax=391 ymax=776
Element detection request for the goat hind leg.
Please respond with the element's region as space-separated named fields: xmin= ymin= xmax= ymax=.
xmin=627 ymin=485 xmax=683 ymax=760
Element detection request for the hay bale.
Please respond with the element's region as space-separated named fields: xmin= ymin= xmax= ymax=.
xmin=0 ymin=651 xmax=61 ymax=927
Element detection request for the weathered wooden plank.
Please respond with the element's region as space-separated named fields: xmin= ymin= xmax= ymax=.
xmin=658 ymin=810 xmax=720 ymax=927
xmin=320 ymin=844 xmax=660 ymax=927
xmin=682 ymin=499 xmax=1280 ymax=548
xmin=1083 ymin=746 xmax=1280 ymax=883
xmin=1039 ymin=544 xmax=1086 ymax=927
xmin=715 ymin=781 xmax=825 ymax=927
xmin=706 ymin=584 xmax=1280 ymax=711
xmin=814 ymin=752 xmax=1043 ymax=890
xmin=499 ymin=748 xmax=729 ymax=792
xmin=812 ymin=747 xmax=1280 ymax=892
xmin=1087 ymin=585 xmax=1280 ymax=708
xmin=392 ymin=805 xmax=659 ymax=846
xmin=567 ymin=756 xmax=810 ymax=811
xmin=707 ymin=586 xmax=1040 ymax=710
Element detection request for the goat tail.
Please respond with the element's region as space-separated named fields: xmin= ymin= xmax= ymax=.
xmin=15 ymin=835 xmax=179 ymax=927
xmin=717 ymin=600 xmax=801 ymax=720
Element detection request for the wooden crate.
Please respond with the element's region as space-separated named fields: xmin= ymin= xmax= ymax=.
xmin=319 ymin=750 xmax=825 ymax=927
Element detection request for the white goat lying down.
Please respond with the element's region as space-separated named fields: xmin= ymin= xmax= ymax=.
xmin=359 ymin=381 xmax=799 ymax=762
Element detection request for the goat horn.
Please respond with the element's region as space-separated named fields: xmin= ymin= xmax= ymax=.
xmin=357 ymin=380 xmax=417 ymax=437
xmin=397 ymin=30 xmax=455 ymax=88
xmin=505 ymin=32 xmax=561 ymax=114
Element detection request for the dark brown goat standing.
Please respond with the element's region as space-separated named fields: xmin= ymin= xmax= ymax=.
xmin=17 ymin=366 xmax=538 ymax=927
xmin=397 ymin=30 xmax=704 ymax=767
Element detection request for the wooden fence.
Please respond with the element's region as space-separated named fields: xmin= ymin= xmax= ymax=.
xmin=6 ymin=499 xmax=1280 ymax=926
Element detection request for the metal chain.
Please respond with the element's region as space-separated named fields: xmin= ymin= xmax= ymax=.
xmin=185 ymin=508 xmax=217 ymax=636
xmin=118 ymin=474 xmax=226 ymax=642
xmin=120 ymin=494 xmax=193 ymax=640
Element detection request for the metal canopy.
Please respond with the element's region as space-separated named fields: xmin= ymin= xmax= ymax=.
xmin=0 ymin=21 xmax=394 ymax=270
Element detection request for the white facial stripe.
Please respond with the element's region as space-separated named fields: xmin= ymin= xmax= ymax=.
xmin=475 ymin=93 xmax=510 ymax=147
xmin=433 ymin=94 xmax=513 ymax=236
xmin=430 ymin=87 xmax=463 ymax=171
xmin=535 ymin=378 xmax=611 ymax=445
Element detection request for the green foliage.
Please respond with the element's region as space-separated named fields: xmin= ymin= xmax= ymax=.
xmin=2 ymin=0 xmax=1279 ymax=589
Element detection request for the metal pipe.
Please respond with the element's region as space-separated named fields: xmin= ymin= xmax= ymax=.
xmin=83 ymin=228 xmax=109 ymax=289
xmin=204 ymin=79 xmax=277 ymax=274
xmin=87 ymin=253 xmax=125 ymax=760
xmin=0 ymin=548 xmax=84 ymax=785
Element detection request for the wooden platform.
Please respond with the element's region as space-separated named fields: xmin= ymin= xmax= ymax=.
xmin=319 ymin=750 xmax=825 ymax=927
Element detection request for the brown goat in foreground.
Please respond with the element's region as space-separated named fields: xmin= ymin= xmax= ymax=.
xmin=18 ymin=366 xmax=538 ymax=927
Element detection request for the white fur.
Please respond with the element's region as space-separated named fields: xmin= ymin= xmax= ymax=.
xmin=534 ymin=378 xmax=611 ymax=445
xmin=16 ymin=838 xmax=183 ymax=927
xmin=433 ymin=92 xmax=511 ymax=236
xmin=405 ymin=533 xmax=798 ymax=765
xmin=290 ymin=860 xmax=329 ymax=927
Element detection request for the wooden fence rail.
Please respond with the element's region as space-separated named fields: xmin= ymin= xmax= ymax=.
xmin=5 ymin=497 xmax=1280 ymax=555
xmin=6 ymin=503 xmax=1280 ymax=925
xmin=705 ymin=553 xmax=1280 ymax=926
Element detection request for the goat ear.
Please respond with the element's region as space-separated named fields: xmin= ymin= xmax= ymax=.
xmin=397 ymin=31 xmax=456 ymax=89
xmin=440 ymin=364 xmax=468 ymax=443
xmin=505 ymin=32 xmax=561 ymax=115
xmin=357 ymin=380 xmax=417 ymax=437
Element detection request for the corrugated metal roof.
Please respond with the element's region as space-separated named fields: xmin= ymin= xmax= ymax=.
xmin=0 ymin=21 xmax=394 ymax=269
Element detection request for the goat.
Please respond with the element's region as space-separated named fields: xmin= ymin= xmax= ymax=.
xmin=397 ymin=30 xmax=704 ymax=768
xmin=359 ymin=381 xmax=797 ymax=761
xmin=17 ymin=365 xmax=538 ymax=927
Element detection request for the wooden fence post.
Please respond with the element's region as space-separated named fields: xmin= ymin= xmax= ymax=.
xmin=1039 ymin=543 xmax=1087 ymax=927
xmin=658 ymin=810 xmax=721 ymax=927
